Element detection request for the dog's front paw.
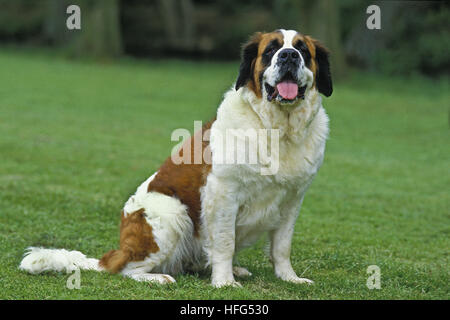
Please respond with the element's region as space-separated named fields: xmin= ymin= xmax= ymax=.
xmin=211 ymin=279 xmax=242 ymax=288
xmin=275 ymin=264 xmax=314 ymax=285
xmin=127 ymin=273 xmax=176 ymax=284
xmin=282 ymin=276 xmax=314 ymax=285
xmin=233 ymin=266 xmax=252 ymax=277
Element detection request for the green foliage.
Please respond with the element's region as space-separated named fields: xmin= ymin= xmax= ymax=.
xmin=375 ymin=2 xmax=450 ymax=76
xmin=339 ymin=0 xmax=368 ymax=41
xmin=0 ymin=0 xmax=46 ymax=40
xmin=0 ymin=49 xmax=448 ymax=299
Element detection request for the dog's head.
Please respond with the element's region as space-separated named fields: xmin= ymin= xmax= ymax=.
xmin=235 ymin=29 xmax=332 ymax=105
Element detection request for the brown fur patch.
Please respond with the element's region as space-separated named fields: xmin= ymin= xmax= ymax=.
xmin=250 ymin=32 xmax=283 ymax=97
xmin=304 ymin=35 xmax=332 ymax=96
xmin=147 ymin=120 xmax=214 ymax=237
xmin=99 ymin=208 xmax=159 ymax=273
xmin=301 ymin=35 xmax=318 ymax=87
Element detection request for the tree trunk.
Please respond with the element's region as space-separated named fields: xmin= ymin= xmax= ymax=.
xmin=44 ymin=0 xmax=69 ymax=44
xmin=180 ymin=0 xmax=195 ymax=50
xmin=72 ymin=0 xmax=123 ymax=59
xmin=157 ymin=0 xmax=196 ymax=51
xmin=299 ymin=0 xmax=347 ymax=79
xmin=310 ymin=0 xmax=346 ymax=78
xmin=157 ymin=0 xmax=178 ymax=48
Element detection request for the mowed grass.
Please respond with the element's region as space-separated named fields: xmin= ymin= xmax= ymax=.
xmin=0 ymin=49 xmax=448 ymax=300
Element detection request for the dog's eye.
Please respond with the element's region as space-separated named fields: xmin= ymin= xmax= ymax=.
xmin=294 ymin=41 xmax=311 ymax=65
xmin=294 ymin=42 xmax=307 ymax=54
xmin=264 ymin=46 xmax=277 ymax=56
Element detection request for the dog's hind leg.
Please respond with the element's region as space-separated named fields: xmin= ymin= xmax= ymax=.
xmin=100 ymin=191 xmax=196 ymax=284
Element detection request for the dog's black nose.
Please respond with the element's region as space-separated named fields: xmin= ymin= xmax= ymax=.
xmin=278 ymin=48 xmax=300 ymax=64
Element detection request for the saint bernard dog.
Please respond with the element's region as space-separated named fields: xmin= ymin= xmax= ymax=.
xmin=20 ymin=29 xmax=332 ymax=288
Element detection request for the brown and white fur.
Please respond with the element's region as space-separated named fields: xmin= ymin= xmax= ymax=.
xmin=20 ymin=29 xmax=332 ymax=288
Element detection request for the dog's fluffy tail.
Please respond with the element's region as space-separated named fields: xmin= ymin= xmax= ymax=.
xmin=19 ymin=247 xmax=103 ymax=274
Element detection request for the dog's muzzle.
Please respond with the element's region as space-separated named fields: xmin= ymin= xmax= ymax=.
xmin=266 ymin=49 xmax=306 ymax=103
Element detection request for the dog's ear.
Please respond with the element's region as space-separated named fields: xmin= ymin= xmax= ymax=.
xmin=312 ymin=39 xmax=333 ymax=97
xmin=235 ymin=32 xmax=262 ymax=91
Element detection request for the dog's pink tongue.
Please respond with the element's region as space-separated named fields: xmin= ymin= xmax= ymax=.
xmin=276 ymin=82 xmax=298 ymax=100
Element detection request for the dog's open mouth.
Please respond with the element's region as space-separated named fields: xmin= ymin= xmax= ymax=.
xmin=265 ymin=74 xmax=307 ymax=103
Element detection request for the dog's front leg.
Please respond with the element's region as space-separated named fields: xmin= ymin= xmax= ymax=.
xmin=203 ymin=176 xmax=240 ymax=288
xmin=269 ymin=197 xmax=314 ymax=284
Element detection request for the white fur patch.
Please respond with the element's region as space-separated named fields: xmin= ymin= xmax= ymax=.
xmin=19 ymin=247 xmax=101 ymax=274
xmin=123 ymin=171 xmax=158 ymax=216
xmin=280 ymin=29 xmax=298 ymax=49
xmin=122 ymin=177 xmax=204 ymax=275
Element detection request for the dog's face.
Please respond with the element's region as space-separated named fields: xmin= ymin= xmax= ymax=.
xmin=235 ymin=29 xmax=332 ymax=105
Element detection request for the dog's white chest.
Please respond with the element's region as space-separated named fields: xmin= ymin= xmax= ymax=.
xmin=234 ymin=179 xmax=288 ymax=249
xmin=232 ymin=158 xmax=318 ymax=250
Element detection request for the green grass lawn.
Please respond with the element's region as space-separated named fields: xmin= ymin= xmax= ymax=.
xmin=0 ymin=49 xmax=448 ymax=300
